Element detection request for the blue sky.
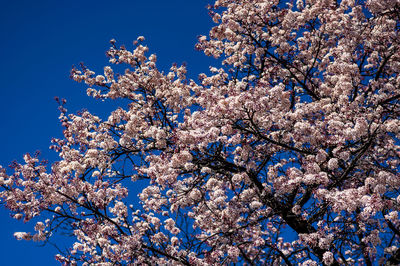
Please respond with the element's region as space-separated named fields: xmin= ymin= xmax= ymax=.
xmin=0 ymin=0 xmax=214 ymax=264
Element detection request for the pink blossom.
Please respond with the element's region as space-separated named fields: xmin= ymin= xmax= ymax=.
xmin=323 ymin=252 xmax=334 ymax=265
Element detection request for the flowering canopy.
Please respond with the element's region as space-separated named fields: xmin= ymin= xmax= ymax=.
xmin=1 ymin=0 xmax=400 ymax=265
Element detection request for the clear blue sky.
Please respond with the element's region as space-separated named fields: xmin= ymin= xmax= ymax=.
xmin=0 ymin=0 xmax=214 ymax=264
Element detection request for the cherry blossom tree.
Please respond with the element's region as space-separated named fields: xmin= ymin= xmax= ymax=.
xmin=1 ymin=0 xmax=400 ymax=265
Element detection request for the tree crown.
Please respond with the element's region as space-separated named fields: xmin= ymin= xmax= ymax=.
xmin=1 ymin=0 xmax=400 ymax=265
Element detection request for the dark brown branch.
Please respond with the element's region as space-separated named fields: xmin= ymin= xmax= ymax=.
xmin=374 ymin=52 xmax=394 ymax=81
xmin=378 ymin=93 xmax=400 ymax=106
xmin=328 ymin=136 xmax=374 ymax=189
xmin=142 ymin=244 xmax=190 ymax=266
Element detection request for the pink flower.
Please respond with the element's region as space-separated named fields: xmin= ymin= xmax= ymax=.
xmin=327 ymin=158 xmax=339 ymax=170
xmin=323 ymin=252 xmax=334 ymax=265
